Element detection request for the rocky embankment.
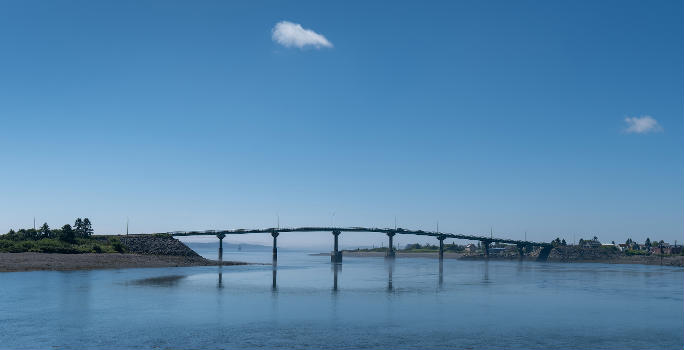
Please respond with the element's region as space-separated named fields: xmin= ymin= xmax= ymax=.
xmin=119 ymin=234 xmax=200 ymax=256
xmin=337 ymin=246 xmax=684 ymax=267
xmin=547 ymin=246 xmax=683 ymax=266
xmin=547 ymin=246 xmax=620 ymax=261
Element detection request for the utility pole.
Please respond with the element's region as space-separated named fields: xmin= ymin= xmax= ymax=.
xmin=126 ymin=218 xmax=129 ymax=236
xmin=33 ymin=217 xmax=36 ymax=230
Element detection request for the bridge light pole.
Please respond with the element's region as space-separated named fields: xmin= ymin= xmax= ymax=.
xmin=216 ymin=232 xmax=226 ymax=263
xmin=331 ymin=230 xmax=342 ymax=263
xmin=271 ymin=230 xmax=279 ymax=262
xmin=386 ymin=232 xmax=396 ymax=259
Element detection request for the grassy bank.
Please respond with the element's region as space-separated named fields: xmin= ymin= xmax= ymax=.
xmin=0 ymin=236 xmax=126 ymax=254
xmin=1 ymin=217 xmax=127 ymax=254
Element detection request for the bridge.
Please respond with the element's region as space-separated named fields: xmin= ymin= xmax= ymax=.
xmin=161 ymin=226 xmax=554 ymax=263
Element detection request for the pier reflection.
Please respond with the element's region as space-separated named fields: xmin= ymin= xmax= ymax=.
xmin=438 ymin=259 xmax=443 ymax=287
xmin=332 ymin=263 xmax=341 ymax=292
xmin=272 ymin=260 xmax=278 ymax=292
xmin=386 ymin=259 xmax=395 ymax=292
xmin=483 ymin=260 xmax=490 ymax=283
xmin=217 ymin=267 xmax=223 ymax=289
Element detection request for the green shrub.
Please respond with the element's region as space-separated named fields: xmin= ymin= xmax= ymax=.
xmin=0 ymin=236 xmax=127 ymax=254
xmin=112 ymin=242 xmax=125 ymax=253
xmin=625 ymin=249 xmax=646 ymax=256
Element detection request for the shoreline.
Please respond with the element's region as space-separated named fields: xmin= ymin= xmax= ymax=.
xmin=312 ymin=251 xmax=684 ymax=267
xmin=0 ymin=252 xmax=248 ymax=272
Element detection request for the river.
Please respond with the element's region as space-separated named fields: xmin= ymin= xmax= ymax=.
xmin=0 ymin=244 xmax=682 ymax=349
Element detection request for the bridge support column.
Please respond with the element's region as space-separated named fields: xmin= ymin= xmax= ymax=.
xmin=271 ymin=231 xmax=279 ymax=262
xmin=217 ymin=233 xmax=226 ymax=263
xmin=331 ymin=230 xmax=342 ymax=263
xmin=517 ymin=244 xmax=525 ymax=260
xmin=386 ymin=232 xmax=396 ymax=259
xmin=482 ymin=241 xmax=490 ymax=259
xmin=438 ymin=235 xmax=445 ymax=260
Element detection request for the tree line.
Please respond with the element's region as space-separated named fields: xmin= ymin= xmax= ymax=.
xmin=3 ymin=218 xmax=93 ymax=243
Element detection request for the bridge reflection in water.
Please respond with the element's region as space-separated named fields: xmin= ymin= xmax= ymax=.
xmin=219 ymin=256 xmax=494 ymax=292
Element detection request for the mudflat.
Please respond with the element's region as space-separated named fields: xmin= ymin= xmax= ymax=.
xmin=0 ymin=252 xmax=246 ymax=272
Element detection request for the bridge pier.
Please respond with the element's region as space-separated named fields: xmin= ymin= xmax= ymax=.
xmin=271 ymin=231 xmax=279 ymax=262
xmin=385 ymin=232 xmax=396 ymax=259
xmin=217 ymin=233 xmax=226 ymax=262
xmin=482 ymin=240 xmax=490 ymax=259
xmin=331 ymin=230 xmax=342 ymax=263
xmin=438 ymin=235 xmax=445 ymax=260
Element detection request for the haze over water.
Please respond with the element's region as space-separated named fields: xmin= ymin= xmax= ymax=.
xmin=1 ymin=246 xmax=682 ymax=349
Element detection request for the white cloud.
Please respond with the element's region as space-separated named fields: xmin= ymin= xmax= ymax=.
xmin=623 ymin=115 xmax=663 ymax=134
xmin=272 ymin=21 xmax=333 ymax=49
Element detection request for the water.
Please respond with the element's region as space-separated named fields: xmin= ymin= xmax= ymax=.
xmin=1 ymin=248 xmax=682 ymax=349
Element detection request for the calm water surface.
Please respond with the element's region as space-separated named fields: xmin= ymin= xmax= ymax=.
xmin=1 ymin=246 xmax=682 ymax=349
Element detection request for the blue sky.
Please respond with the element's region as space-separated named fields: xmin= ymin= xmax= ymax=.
xmin=1 ymin=0 xmax=682 ymax=248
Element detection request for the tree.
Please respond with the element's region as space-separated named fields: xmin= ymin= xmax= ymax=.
xmin=74 ymin=218 xmax=84 ymax=238
xmin=645 ymin=238 xmax=651 ymax=248
xmin=59 ymin=224 xmax=75 ymax=243
xmin=561 ymin=239 xmax=567 ymax=246
xmin=82 ymin=218 xmax=93 ymax=237
xmin=39 ymin=223 xmax=50 ymax=238
xmin=593 ymin=236 xmax=598 ymax=241
xmin=26 ymin=228 xmax=39 ymax=240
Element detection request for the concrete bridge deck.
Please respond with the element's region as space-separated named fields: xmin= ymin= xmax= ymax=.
xmin=156 ymin=226 xmax=553 ymax=263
